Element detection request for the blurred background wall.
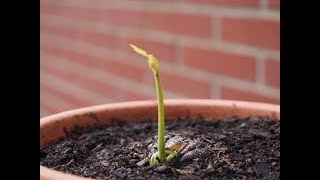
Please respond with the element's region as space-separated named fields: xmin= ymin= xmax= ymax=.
xmin=40 ymin=0 xmax=280 ymax=118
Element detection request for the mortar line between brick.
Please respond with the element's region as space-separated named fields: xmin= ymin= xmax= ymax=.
xmin=42 ymin=0 xmax=280 ymax=19
xmin=259 ymin=0 xmax=268 ymax=10
xmin=212 ymin=15 xmax=220 ymax=41
xmin=174 ymin=38 xmax=183 ymax=65
xmin=256 ymin=55 xmax=266 ymax=84
xmin=210 ymin=81 xmax=221 ymax=99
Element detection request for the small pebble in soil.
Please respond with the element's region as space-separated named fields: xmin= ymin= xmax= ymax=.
xmin=129 ymin=159 xmax=139 ymax=165
xmin=155 ymin=165 xmax=168 ymax=173
xmin=136 ymin=157 xmax=149 ymax=167
xmin=114 ymin=168 xmax=127 ymax=179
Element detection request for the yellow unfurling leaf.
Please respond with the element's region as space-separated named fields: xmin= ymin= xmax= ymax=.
xmin=129 ymin=44 xmax=149 ymax=58
xmin=130 ymin=43 xmax=159 ymax=74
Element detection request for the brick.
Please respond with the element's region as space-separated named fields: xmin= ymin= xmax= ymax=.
xmin=40 ymin=91 xmax=75 ymax=114
xmin=147 ymin=12 xmax=211 ymax=37
xmin=213 ymin=0 xmax=258 ymax=6
xmin=40 ymin=101 xmax=59 ymax=115
xmin=58 ymin=6 xmax=101 ymax=21
xmin=41 ymin=60 xmax=152 ymax=102
xmin=101 ymin=7 xmax=146 ymax=27
xmin=265 ymin=58 xmax=280 ymax=87
xmin=41 ymin=25 xmax=79 ymax=39
xmin=100 ymin=56 xmax=147 ymax=82
xmin=40 ymin=44 xmax=88 ymax=64
xmin=41 ymin=24 xmax=118 ymax=49
xmin=268 ymin=0 xmax=280 ymax=9
xmin=40 ymin=44 xmax=146 ymax=82
xmin=40 ymin=3 xmax=59 ymax=14
xmin=41 ymin=63 xmax=119 ymax=97
xmin=184 ymin=0 xmax=258 ymax=7
xmin=123 ymin=35 xmax=175 ymax=62
xmin=41 ymin=4 xmax=116 ymax=22
xmin=182 ymin=45 xmax=256 ymax=80
xmin=40 ymin=82 xmax=92 ymax=107
xmin=40 ymin=15 xmax=118 ymax=49
xmin=160 ymin=71 xmax=211 ymax=98
xmin=117 ymin=89 xmax=154 ymax=101
xmin=221 ymin=86 xmax=280 ymax=104
xmin=79 ymin=30 xmax=118 ymax=49
xmin=221 ymin=17 xmax=280 ymax=49
xmin=43 ymin=4 xmax=145 ymax=27
xmin=40 ymin=108 xmax=51 ymax=118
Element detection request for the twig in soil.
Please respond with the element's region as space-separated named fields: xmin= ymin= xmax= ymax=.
xmin=52 ymin=164 xmax=62 ymax=170
xmin=224 ymin=158 xmax=232 ymax=165
xmin=91 ymin=143 xmax=103 ymax=152
xmin=136 ymin=157 xmax=149 ymax=167
xmin=202 ymin=137 xmax=214 ymax=144
xmin=66 ymin=159 xmax=74 ymax=166
xmin=133 ymin=148 xmax=142 ymax=154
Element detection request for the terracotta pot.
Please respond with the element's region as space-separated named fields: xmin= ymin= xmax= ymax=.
xmin=40 ymin=99 xmax=280 ymax=180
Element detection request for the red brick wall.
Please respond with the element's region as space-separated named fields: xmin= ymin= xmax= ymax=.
xmin=40 ymin=0 xmax=280 ymax=118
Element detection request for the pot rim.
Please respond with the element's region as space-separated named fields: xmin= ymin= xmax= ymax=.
xmin=41 ymin=99 xmax=279 ymax=125
xmin=40 ymin=99 xmax=280 ymax=180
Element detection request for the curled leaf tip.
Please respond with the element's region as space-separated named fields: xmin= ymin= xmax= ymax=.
xmin=129 ymin=43 xmax=149 ymax=58
xmin=129 ymin=43 xmax=159 ymax=73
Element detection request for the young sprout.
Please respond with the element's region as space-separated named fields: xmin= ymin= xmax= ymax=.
xmin=129 ymin=44 xmax=166 ymax=165
xmin=130 ymin=44 xmax=207 ymax=166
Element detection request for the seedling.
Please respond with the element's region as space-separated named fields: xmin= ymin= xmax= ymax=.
xmin=130 ymin=44 xmax=204 ymax=166
xmin=129 ymin=44 xmax=167 ymax=165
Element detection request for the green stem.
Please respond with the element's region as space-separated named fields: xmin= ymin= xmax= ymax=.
xmin=154 ymin=72 xmax=165 ymax=162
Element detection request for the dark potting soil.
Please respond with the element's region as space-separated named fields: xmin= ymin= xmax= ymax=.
xmin=40 ymin=116 xmax=280 ymax=179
